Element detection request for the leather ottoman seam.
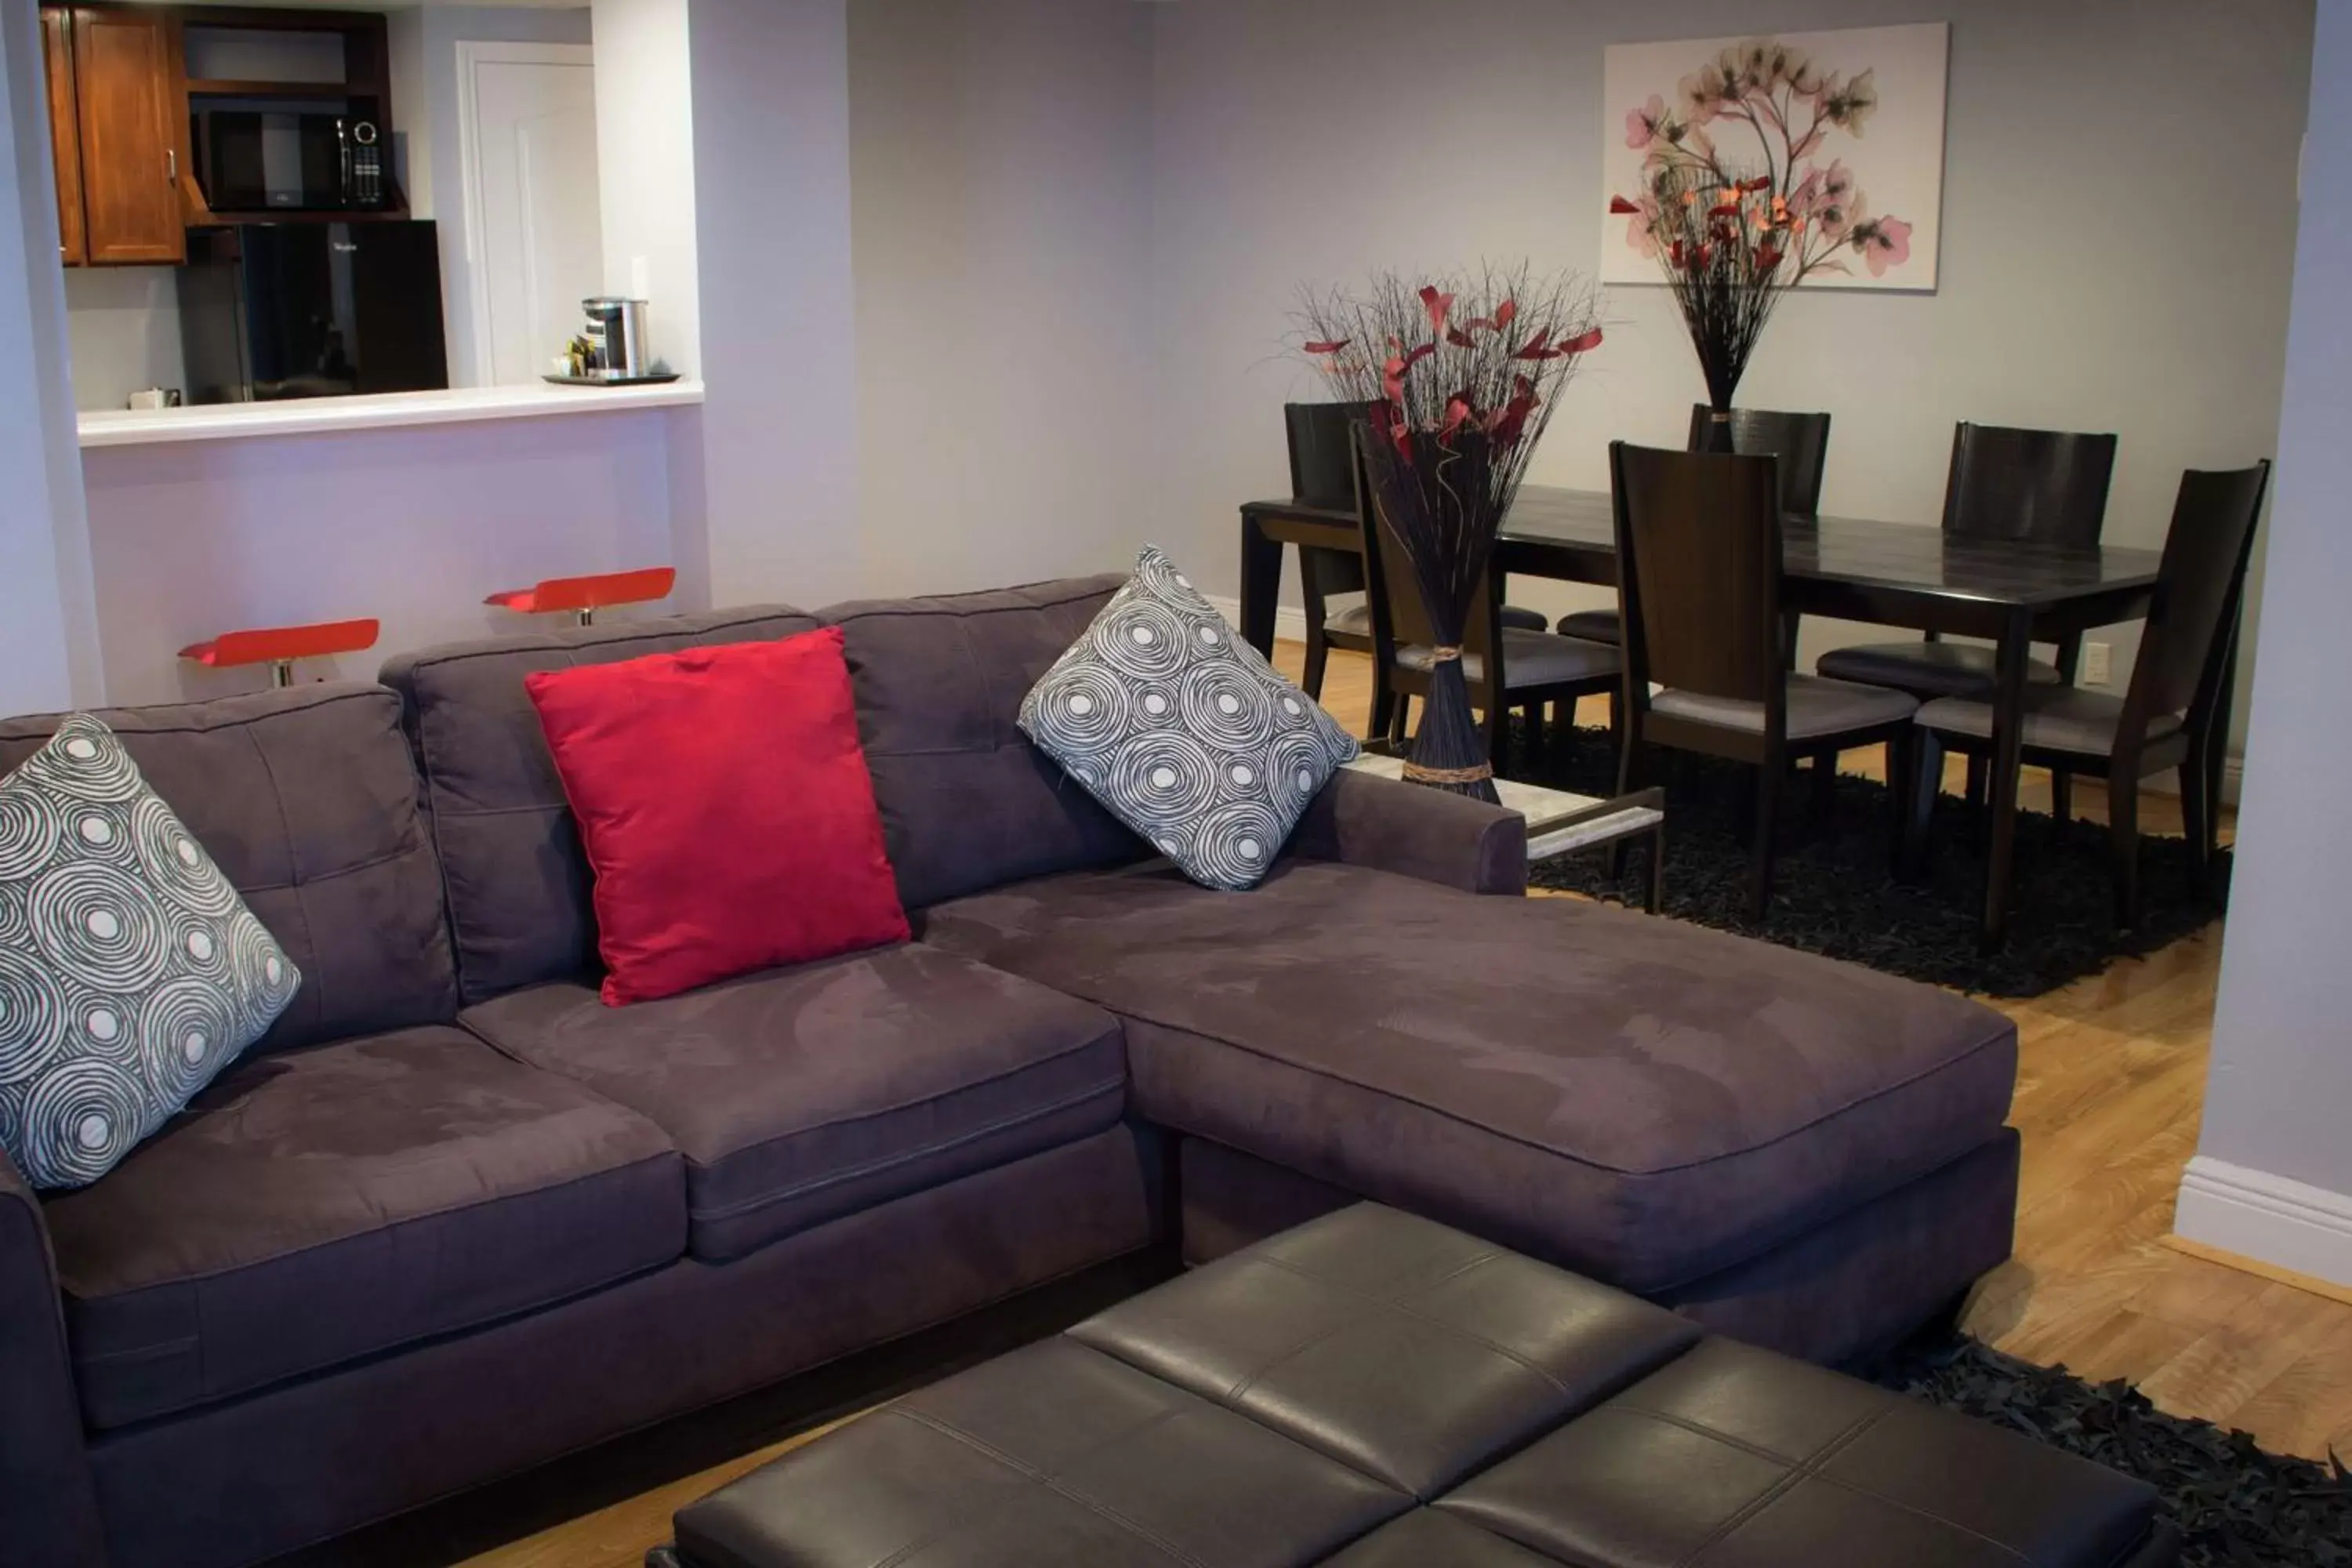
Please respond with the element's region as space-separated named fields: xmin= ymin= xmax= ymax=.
xmin=1672 ymin=1406 xmax=1887 ymax=1567
xmin=893 ymin=1403 xmax=1215 ymax=1568
xmin=1247 ymin=1251 xmax=1584 ymax=1399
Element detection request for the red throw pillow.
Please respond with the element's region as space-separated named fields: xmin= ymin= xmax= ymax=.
xmin=524 ymin=627 xmax=909 ymax=1005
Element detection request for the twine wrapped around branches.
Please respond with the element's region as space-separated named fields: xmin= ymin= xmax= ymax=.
xmin=1296 ymin=263 xmax=1605 ymax=803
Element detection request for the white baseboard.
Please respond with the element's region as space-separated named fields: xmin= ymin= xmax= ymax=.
xmin=2173 ymin=1156 xmax=2352 ymax=1288
xmin=1204 ymin=594 xmax=1309 ymax=646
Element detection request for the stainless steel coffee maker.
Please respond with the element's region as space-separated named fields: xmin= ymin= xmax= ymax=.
xmin=581 ymin=297 xmax=650 ymax=380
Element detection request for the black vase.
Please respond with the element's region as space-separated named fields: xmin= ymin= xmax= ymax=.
xmin=1699 ymin=405 xmax=1737 ymax=453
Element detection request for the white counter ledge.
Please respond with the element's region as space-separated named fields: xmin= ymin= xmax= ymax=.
xmin=77 ymin=379 xmax=706 ymax=448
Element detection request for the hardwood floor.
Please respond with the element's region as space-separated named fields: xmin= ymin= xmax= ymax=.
xmin=460 ymin=645 xmax=2349 ymax=1568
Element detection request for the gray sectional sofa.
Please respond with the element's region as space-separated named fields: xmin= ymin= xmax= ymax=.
xmin=0 ymin=576 xmax=2020 ymax=1568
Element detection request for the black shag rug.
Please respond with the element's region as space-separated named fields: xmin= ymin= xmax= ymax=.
xmin=1508 ymin=722 xmax=2226 ymax=997
xmin=1876 ymin=1334 xmax=2351 ymax=1566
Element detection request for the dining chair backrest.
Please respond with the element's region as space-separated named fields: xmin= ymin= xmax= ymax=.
xmin=1684 ymin=405 xmax=1832 ymax=515
xmin=1352 ymin=430 xmax=1501 ymax=688
xmin=1611 ymin=441 xmax=1784 ymax=711
xmin=1286 ymin=401 xmax=1376 ymax=507
xmin=1942 ymin=423 xmax=2118 ymax=548
xmin=2122 ymin=462 xmax=2271 ymax=732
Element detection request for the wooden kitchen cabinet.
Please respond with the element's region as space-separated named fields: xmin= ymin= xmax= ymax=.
xmin=45 ymin=6 xmax=186 ymax=266
xmin=40 ymin=8 xmax=85 ymax=265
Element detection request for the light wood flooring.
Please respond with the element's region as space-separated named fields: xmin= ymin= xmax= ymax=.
xmin=463 ymin=645 xmax=2350 ymax=1568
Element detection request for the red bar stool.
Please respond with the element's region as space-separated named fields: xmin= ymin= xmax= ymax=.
xmin=485 ymin=567 xmax=677 ymax=628
xmin=179 ymin=619 xmax=382 ymax=689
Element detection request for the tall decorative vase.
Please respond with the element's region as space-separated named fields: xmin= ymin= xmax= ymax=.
xmin=1356 ymin=426 xmax=1508 ymax=804
xmin=1297 ymin=267 xmax=1606 ymax=803
xmin=1699 ymin=404 xmax=1737 ymax=452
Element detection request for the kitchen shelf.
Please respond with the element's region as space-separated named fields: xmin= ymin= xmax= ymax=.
xmin=197 ymin=208 xmax=412 ymax=225
xmin=185 ymin=78 xmax=358 ymax=98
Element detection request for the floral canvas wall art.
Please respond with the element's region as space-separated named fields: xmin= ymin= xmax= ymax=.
xmin=1601 ymin=23 xmax=1947 ymax=292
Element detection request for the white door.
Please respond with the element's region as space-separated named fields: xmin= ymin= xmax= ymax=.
xmin=459 ymin=44 xmax=601 ymax=386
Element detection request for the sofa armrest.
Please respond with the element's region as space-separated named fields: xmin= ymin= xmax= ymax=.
xmin=1290 ymin=768 xmax=1527 ymax=895
xmin=0 ymin=1149 xmax=107 ymax=1565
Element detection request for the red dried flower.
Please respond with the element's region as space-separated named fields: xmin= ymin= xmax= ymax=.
xmin=1417 ymin=285 xmax=1454 ymax=339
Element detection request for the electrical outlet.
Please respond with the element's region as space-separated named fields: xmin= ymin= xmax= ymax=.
xmin=2083 ymin=641 xmax=2112 ymax=686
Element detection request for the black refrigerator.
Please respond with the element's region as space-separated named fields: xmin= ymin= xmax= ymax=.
xmin=177 ymin=221 xmax=448 ymax=403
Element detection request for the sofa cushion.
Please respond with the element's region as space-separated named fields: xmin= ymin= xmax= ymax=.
xmin=42 ymin=1025 xmax=682 ymax=1429
xmin=0 ymin=685 xmax=457 ymax=1055
xmin=823 ymin=578 xmax=1145 ymax=911
xmin=460 ymin=943 xmax=1128 ymax=1261
xmin=382 ymin=606 xmax=820 ymax=1006
xmin=524 ymin=629 xmax=909 ymax=1005
xmin=919 ymin=861 xmax=2016 ymax=1294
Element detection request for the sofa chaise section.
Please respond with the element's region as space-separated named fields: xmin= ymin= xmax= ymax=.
xmin=921 ymin=853 xmax=2020 ymax=1360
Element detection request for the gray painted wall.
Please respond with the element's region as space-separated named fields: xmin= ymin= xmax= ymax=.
xmin=2187 ymin=0 xmax=2352 ymax=1268
xmin=685 ymin=0 xmax=859 ymax=608
xmin=847 ymin=0 xmax=1156 ymax=597
xmin=1145 ymin=0 xmax=2311 ymax=750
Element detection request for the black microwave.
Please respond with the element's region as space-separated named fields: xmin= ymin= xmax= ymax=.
xmin=202 ymin=113 xmax=386 ymax=212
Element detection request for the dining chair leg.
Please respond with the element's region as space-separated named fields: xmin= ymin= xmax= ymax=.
xmin=2180 ymin=749 xmax=2213 ymax=897
xmin=1964 ymin=754 xmax=1988 ymax=813
xmin=1807 ymin=750 xmax=1839 ymax=829
xmin=1904 ymin=730 xmax=1943 ymax=881
xmin=1609 ymin=735 xmax=1646 ymax=884
xmin=1646 ymin=822 xmax=1666 ymax=914
xmin=1887 ymin=731 xmax=1917 ymax=877
xmin=2050 ymin=768 xmax=2074 ymax=825
xmin=2107 ymin=770 xmax=2142 ymax=929
xmin=1747 ymin=758 xmax=1780 ymax=923
xmin=1301 ymin=622 xmax=1330 ymax=701
xmin=1523 ymin=701 xmax=1547 ymax=765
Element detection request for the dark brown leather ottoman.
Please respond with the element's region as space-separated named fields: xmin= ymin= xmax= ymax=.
xmin=659 ymin=1206 xmax=2176 ymax=1568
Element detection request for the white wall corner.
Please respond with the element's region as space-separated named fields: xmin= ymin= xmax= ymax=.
xmin=2174 ymin=1156 xmax=2352 ymax=1289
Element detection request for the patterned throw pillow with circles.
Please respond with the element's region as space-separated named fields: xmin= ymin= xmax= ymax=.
xmin=0 ymin=715 xmax=300 ymax=1189
xmin=1021 ymin=546 xmax=1359 ymax=891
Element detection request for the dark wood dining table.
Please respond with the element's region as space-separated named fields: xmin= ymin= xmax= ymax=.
xmin=1239 ymin=485 xmax=2173 ymax=949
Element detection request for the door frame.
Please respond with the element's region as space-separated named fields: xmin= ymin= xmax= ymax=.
xmin=454 ymin=39 xmax=597 ymax=387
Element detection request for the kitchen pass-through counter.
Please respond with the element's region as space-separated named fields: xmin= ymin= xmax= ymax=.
xmin=78 ymin=381 xmax=706 ymax=448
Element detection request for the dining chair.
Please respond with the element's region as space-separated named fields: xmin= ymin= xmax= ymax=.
xmin=1816 ymin=422 xmax=2118 ymax=817
xmin=1356 ymin=444 xmax=1620 ymax=775
xmin=1288 ymin=402 xmax=1547 ymax=703
xmin=1610 ymin=441 xmax=1920 ymax=921
xmin=1907 ymin=462 xmax=2269 ymax=930
xmin=1560 ymin=405 xmax=1831 ymax=646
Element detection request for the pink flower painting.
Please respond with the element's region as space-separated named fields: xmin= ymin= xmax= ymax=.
xmin=1606 ymin=29 xmax=1931 ymax=290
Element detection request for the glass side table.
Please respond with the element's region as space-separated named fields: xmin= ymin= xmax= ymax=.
xmin=1345 ymin=755 xmax=1668 ymax=913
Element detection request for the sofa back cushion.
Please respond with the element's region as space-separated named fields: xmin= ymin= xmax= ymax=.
xmin=0 ymin=685 xmax=458 ymax=1054
xmin=381 ymin=607 xmax=818 ymax=1005
xmin=822 ymin=578 xmax=1142 ymax=911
